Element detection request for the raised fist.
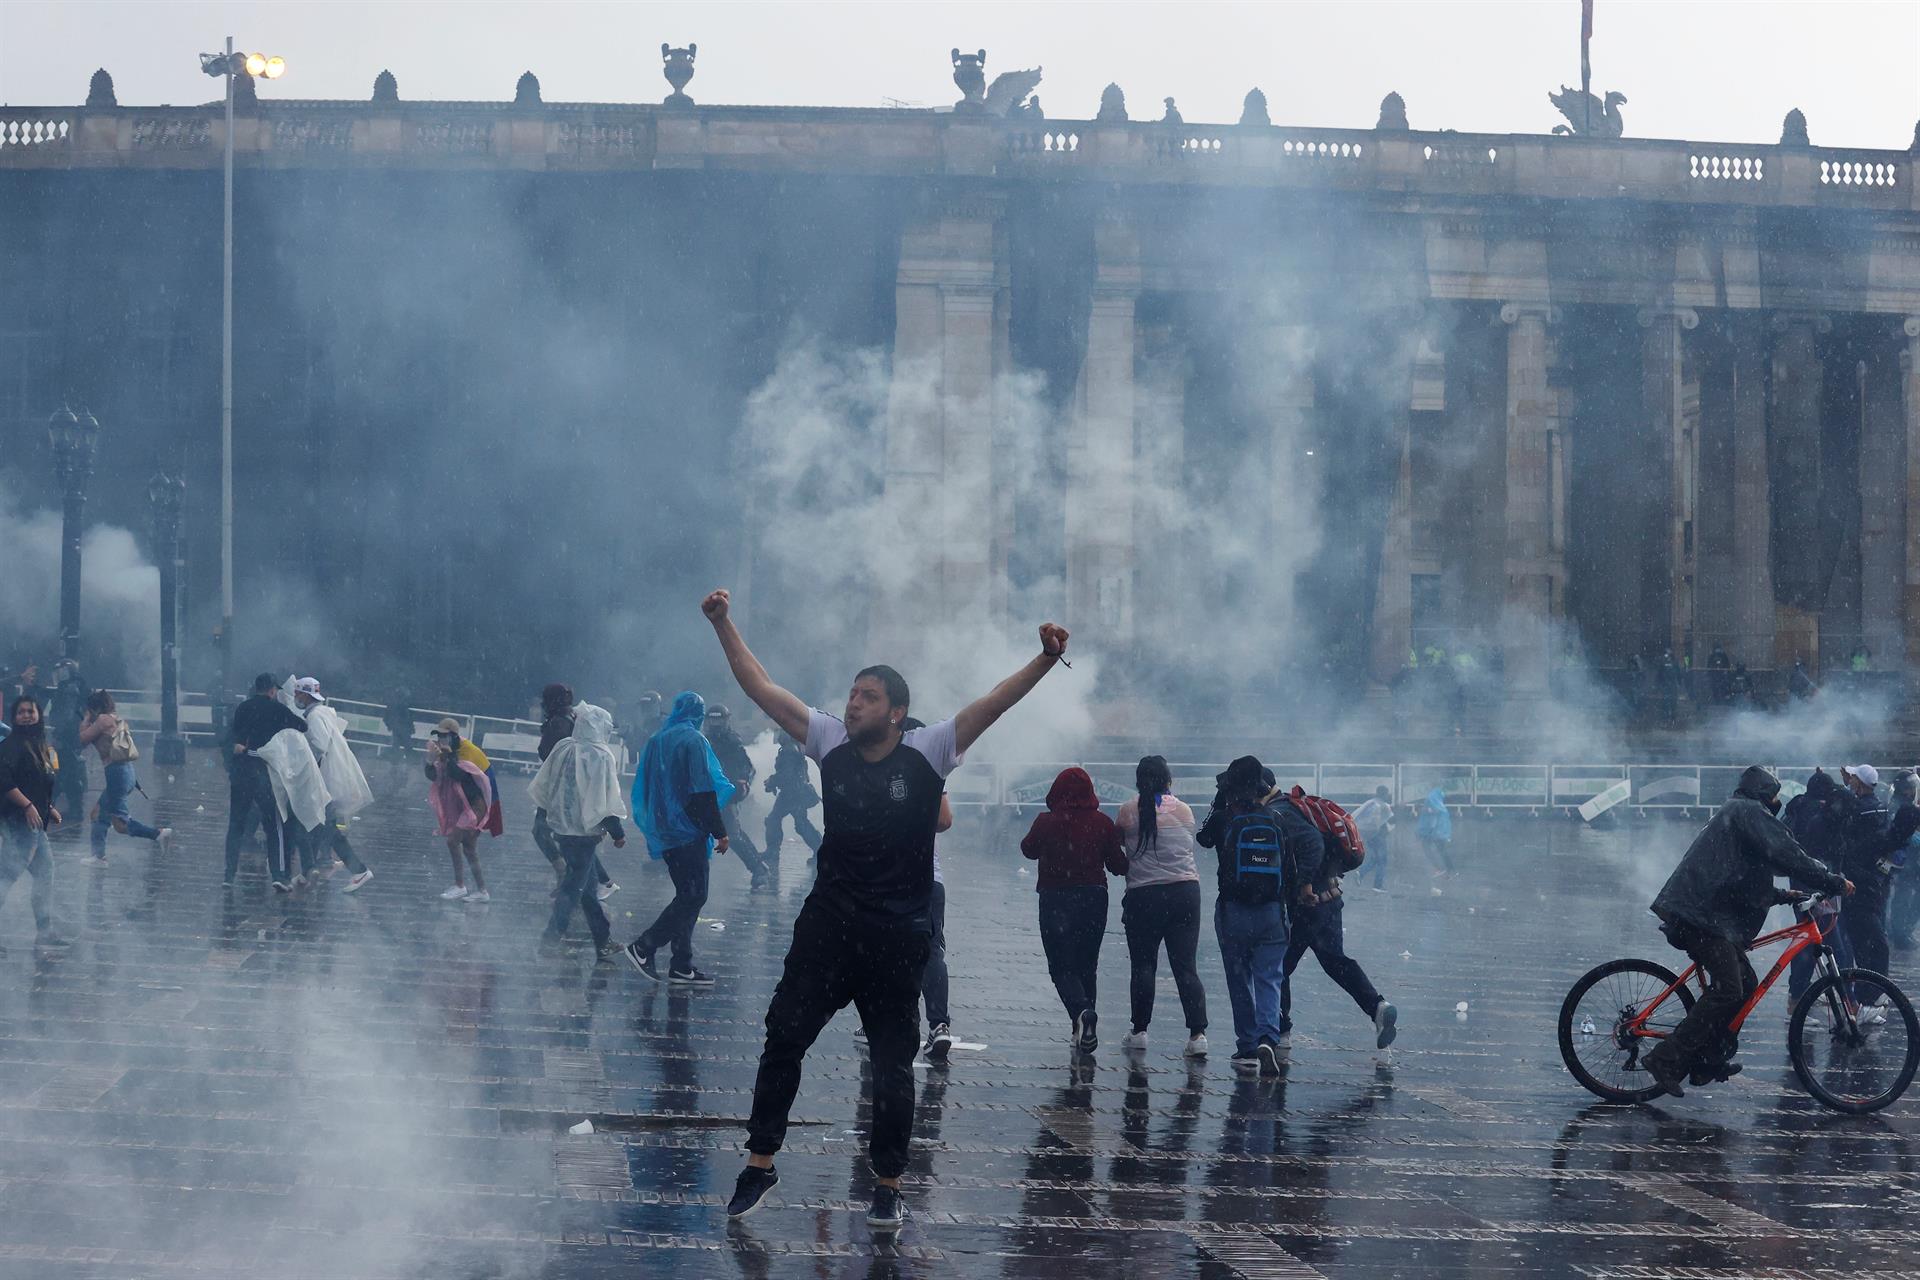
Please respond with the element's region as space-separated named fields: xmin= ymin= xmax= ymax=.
xmin=702 ymin=589 xmax=732 ymax=623
xmin=1039 ymin=622 xmax=1070 ymax=657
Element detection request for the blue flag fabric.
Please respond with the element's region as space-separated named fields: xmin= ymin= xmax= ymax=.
xmin=631 ymin=690 xmax=736 ymax=858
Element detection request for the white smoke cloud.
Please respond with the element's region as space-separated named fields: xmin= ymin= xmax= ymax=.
xmin=0 ymin=479 xmax=159 ymax=685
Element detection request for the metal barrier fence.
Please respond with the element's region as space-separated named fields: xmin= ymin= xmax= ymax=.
xmin=99 ymin=690 xmax=1843 ymax=814
xmin=987 ymin=761 xmax=1827 ymax=817
xmin=101 ymin=689 xmax=619 ymax=775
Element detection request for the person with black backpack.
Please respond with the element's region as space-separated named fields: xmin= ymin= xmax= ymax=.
xmin=1197 ymin=756 xmax=1320 ymax=1076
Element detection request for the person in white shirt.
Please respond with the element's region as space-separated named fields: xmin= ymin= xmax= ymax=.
xmin=1352 ymin=786 xmax=1395 ymax=893
xmin=1113 ymin=755 xmax=1208 ymax=1057
xmin=702 ymin=587 xmax=1069 ymax=1232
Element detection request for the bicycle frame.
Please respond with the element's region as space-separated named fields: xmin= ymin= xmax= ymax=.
xmin=1624 ymin=902 xmax=1839 ymax=1041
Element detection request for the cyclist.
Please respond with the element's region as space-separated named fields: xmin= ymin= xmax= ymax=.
xmin=1643 ymin=765 xmax=1852 ymax=1097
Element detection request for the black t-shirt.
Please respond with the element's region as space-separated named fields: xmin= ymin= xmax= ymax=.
xmin=804 ymin=710 xmax=963 ymax=933
xmin=0 ymin=732 xmax=59 ymax=823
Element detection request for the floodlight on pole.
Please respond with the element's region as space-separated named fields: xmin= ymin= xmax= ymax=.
xmin=190 ymin=38 xmax=287 ymax=701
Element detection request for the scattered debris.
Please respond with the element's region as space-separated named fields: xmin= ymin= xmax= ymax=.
xmin=568 ymin=1119 xmax=594 ymax=1135
xmin=1455 ymin=1001 xmax=1470 ymax=1013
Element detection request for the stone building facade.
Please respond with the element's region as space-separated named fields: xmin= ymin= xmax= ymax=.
xmin=2 ymin=83 xmax=1917 ymax=706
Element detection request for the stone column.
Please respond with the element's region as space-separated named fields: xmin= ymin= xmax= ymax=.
xmin=1132 ymin=307 xmax=1187 ymax=662
xmin=1066 ymin=213 xmax=1141 ymax=647
xmin=1769 ymin=312 xmax=1831 ymax=669
xmin=1859 ymin=334 xmax=1906 ymax=668
xmin=1638 ymin=307 xmax=1699 ymax=660
xmin=1499 ymin=302 xmax=1560 ymax=696
xmin=1368 ymin=313 xmax=1421 ymax=685
xmin=1904 ymin=317 xmax=1920 ymax=677
xmin=1694 ymin=315 xmax=1775 ymax=666
xmin=879 ymin=199 xmax=1008 ymax=659
xmin=1727 ymin=318 xmax=1776 ymax=666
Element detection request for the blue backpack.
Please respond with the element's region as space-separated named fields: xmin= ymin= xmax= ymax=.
xmin=1222 ymin=805 xmax=1288 ymax=904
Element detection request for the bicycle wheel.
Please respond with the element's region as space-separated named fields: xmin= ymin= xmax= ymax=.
xmin=1559 ymin=958 xmax=1696 ymax=1103
xmin=1788 ymin=968 xmax=1920 ymax=1114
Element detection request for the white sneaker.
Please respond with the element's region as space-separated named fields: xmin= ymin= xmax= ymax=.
xmin=464 ymin=889 xmax=490 ymax=903
xmin=1858 ymin=1003 xmax=1888 ymax=1026
xmin=596 ymin=881 xmax=620 ymax=901
xmin=1184 ymin=1033 xmax=1209 ymax=1058
xmin=155 ymin=828 xmax=175 ymax=855
xmin=344 ymin=870 xmax=374 ymax=893
xmin=440 ymin=885 xmax=468 ymax=900
xmin=1120 ymin=1030 xmax=1149 ymax=1052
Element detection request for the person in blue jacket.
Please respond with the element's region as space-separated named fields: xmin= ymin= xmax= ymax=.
xmin=1415 ymin=787 xmax=1454 ymax=877
xmin=620 ymin=691 xmax=733 ymax=985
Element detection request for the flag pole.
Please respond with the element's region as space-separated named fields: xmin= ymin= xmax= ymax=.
xmin=1581 ymin=0 xmax=1593 ymax=134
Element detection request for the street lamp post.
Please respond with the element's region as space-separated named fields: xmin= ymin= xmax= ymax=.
xmin=47 ymin=404 xmax=100 ymax=666
xmin=197 ymin=39 xmax=285 ymax=705
xmin=148 ymin=473 xmax=189 ymax=765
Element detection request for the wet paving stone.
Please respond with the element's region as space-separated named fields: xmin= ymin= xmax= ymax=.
xmin=1 ymin=753 xmax=1916 ymax=1277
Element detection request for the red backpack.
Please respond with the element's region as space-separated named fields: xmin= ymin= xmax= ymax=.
xmin=1286 ymin=786 xmax=1366 ymax=873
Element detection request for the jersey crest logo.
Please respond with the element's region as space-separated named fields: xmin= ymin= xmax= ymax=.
xmin=889 ymin=775 xmax=907 ymax=803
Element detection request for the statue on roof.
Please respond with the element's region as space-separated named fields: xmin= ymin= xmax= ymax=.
xmin=983 ymin=67 xmax=1043 ymax=116
xmin=1549 ymin=86 xmax=1625 ymax=138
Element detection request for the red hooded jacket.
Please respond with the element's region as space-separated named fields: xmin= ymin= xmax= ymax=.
xmin=1020 ymin=767 xmax=1128 ymax=891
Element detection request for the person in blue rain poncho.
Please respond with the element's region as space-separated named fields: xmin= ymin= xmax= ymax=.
xmin=1415 ymin=786 xmax=1454 ymax=877
xmin=619 ymin=691 xmax=734 ymax=984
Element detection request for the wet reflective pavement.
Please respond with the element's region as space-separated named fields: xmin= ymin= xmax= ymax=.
xmin=2 ymin=755 xmax=1917 ymax=1278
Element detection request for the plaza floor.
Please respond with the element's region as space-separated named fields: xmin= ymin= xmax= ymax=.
xmin=2 ymin=753 xmax=1917 ymax=1279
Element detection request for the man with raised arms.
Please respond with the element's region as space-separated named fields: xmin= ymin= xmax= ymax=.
xmin=702 ymin=587 xmax=1069 ymax=1232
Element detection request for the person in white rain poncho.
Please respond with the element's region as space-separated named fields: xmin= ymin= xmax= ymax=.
xmin=252 ymin=721 xmax=331 ymax=892
xmin=529 ymin=702 xmax=629 ymax=959
xmin=292 ymin=678 xmax=375 ymax=891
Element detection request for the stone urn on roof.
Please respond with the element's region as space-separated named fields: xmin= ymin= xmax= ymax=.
xmin=953 ymin=48 xmax=987 ymax=111
xmin=662 ymin=44 xmax=696 ymax=106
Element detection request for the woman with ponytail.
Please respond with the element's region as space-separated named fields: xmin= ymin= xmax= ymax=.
xmin=1113 ymin=755 xmax=1208 ymax=1057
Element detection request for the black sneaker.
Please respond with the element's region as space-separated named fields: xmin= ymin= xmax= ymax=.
xmin=866 ymin=1184 xmax=907 ymax=1231
xmin=1075 ymin=1008 xmax=1098 ymax=1052
xmin=1230 ymin=1052 xmax=1262 ymax=1074
xmin=1257 ymin=1040 xmax=1282 ymax=1077
xmin=594 ymin=942 xmax=622 ymax=965
xmin=623 ymin=943 xmax=661 ymax=982
xmin=727 ymin=1165 xmax=779 ymax=1219
xmin=669 ymin=967 xmax=715 ymax=987
xmin=924 ymin=1022 xmax=953 ymax=1063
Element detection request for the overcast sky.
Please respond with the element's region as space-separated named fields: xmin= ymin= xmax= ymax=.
xmin=3 ymin=0 xmax=1916 ymax=148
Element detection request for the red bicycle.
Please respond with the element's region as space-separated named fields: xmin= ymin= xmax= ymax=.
xmin=1559 ymin=892 xmax=1919 ymax=1113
